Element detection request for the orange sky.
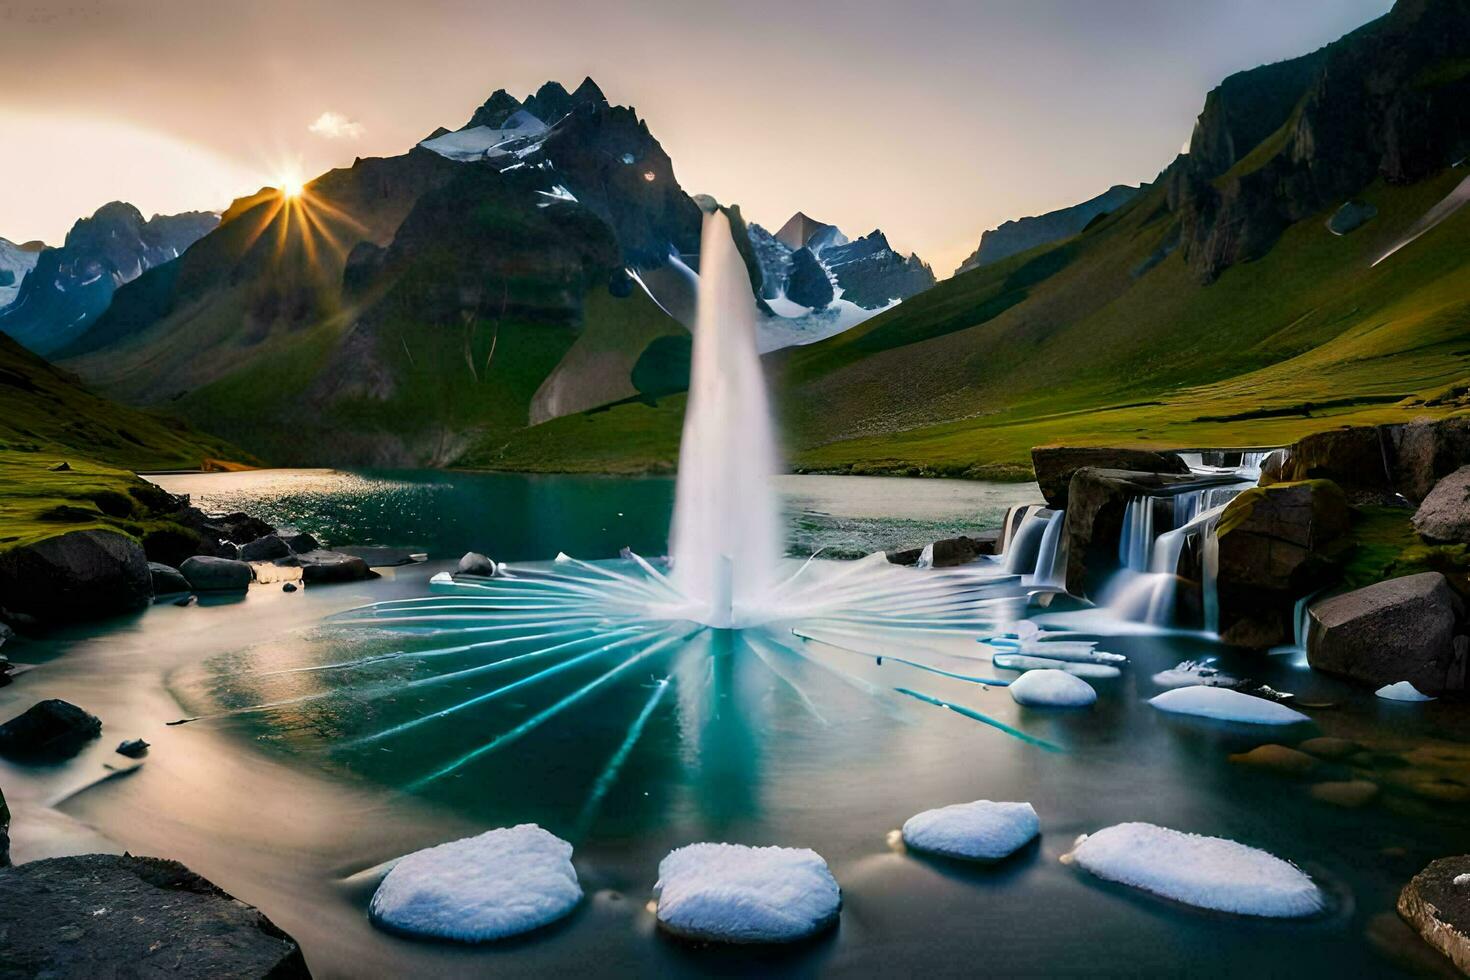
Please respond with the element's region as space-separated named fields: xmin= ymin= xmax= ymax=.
xmin=0 ymin=0 xmax=1390 ymax=276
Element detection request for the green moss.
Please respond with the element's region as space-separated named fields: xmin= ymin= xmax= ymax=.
xmin=1341 ymin=505 xmax=1470 ymax=589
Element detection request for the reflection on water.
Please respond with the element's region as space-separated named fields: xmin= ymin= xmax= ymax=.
xmin=151 ymin=469 xmax=1042 ymax=562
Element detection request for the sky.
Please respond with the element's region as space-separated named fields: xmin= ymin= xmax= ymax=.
xmin=1 ymin=0 xmax=1391 ymax=277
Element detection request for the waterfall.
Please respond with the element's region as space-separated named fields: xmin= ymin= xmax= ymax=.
xmin=1031 ymin=510 xmax=1068 ymax=588
xmin=668 ymin=211 xmax=784 ymax=627
xmin=1107 ymin=491 xmax=1240 ymax=628
xmin=1004 ymin=509 xmax=1052 ymax=575
xmin=1118 ymin=497 xmax=1155 ymax=571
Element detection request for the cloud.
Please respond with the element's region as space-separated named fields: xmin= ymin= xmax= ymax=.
xmin=308 ymin=111 xmax=365 ymax=140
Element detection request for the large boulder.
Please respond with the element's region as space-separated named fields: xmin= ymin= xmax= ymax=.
xmin=278 ymin=550 xmax=372 ymax=584
xmin=179 ymin=556 xmax=254 ymax=593
xmin=1394 ymin=417 xmax=1470 ymax=504
xmin=1215 ymin=480 xmax=1351 ymax=647
xmin=1413 ymin=466 xmax=1470 ymax=544
xmin=1398 ymin=855 xmax=1470 ymax=975
xmin=0 ymin=699 xmax=102 ymax=760
xmin=0 ymin=530 xmax=151 ymax=625
xmin=457 ymin=552 xmax=497 ymax=577
xmin=204 ymin=511 xmax=276 ymax=545
xmin=147 ymin=562 xmax=191 ymax=596
xmin=1276 ymin=426 xmax=1400 ymax=503
xmin=0 ymin=854 xmax=309 ymax=978
xmin=1032 ymin=447 xmax=1191 ymax=509
xmin=1307 ymin=572 xmax=1465 ymax=695
xmin=1061 ymin=468 xmax=1206 ymax=597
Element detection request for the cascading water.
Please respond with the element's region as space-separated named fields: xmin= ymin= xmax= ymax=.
xmin=667 ymin=210 xmax=784 ymax=628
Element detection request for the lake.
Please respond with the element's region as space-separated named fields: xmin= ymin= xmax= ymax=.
xmin=1 ymin=470 xmax=1463 ymax=978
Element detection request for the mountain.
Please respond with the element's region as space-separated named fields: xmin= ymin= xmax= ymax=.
xmin=0 ymin=238 xmax=42 ymax=309
xmin=479 ymin=0 xmax=1470 ymax=476
xmin=955 ymin=184 xmax=1143 ymax=275
xmin=0 ymin=203 xmax=217 ymax=356
xmin=60 ymin=78 xmax=706 ymax=466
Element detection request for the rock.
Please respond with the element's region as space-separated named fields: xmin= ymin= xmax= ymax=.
xmin=204 ymin=511 xmax=275 ymax=545
xmin=654 ymin=843 xmax=841 ymax=944
xmin=457 ymin=552 xmax=497 ymax=577
xmin=1278 ymin=426 xmax=1399 ymax=503
xmin=116 ymin=738 xmax=149 ymax=758
xmin=925 ymin=535 xmax=998 ymax=568
xmin=0 ymin=621 xmax=12 ymax=649
xmin=1413 ymin=466 xmax=1470 ymax=544
xmin=1258 ymin=448 xmax=1290 ymax=486
xmin=1031 ymin=447 xmax=1191 ymax=509
xmin=1326 ymin=200 xmax=1377 ymax=235
xmin=1298 ymin=736 xmax=1361 ymax=760
xmin=173 ymin=595 xmax=197 ymax=607
xmin=1399 ymin=855 xmax=1470 ymax=974
xmin=886 ymin=547 xmax=922 ymax=566
xmin=1065 ymin=822 xmax=1323 ymax=918
xmin=0 ymin=854 xmax=309 ymax=977
xmin=1215 ymin=480 xmax=1351 ymax=647
xmin=147 ymin=561 xmax=190 ymax=596
xmin=1311 ymin=780 xmax=1379 ymax=808
xmin=48 ymin=461 xmax=71 ymax=472
xmin=1394 ymin=417 xmax=1470 ymax=504
xmin=0 ymin=783 xmax=9 ymax=866
xmin=239 ymin=534 xmax=292 ymax=562
xmin=1307 ymin=572 xmax=1464 ymax=695
xmin=179 ymin=555 xmax=254 ymax=593
xmin=1061 ymin=468 xmax=1213 ymax=597
xmin=278 ymin=550 xmax=372 ymax=584
xmin=0 ymin=699 xmax=102 ymax=760
xmin=1227 ymin=744 xmax=1318 ymax=776
xmin=1149 ymin=687 xmax=1310 ymax=726
xmin=280 ymin=532 xmax=321 ymax=554
xmin=370 ymin=825 xmax=581 ymax=942
xmin=283 ymin=582 xmax=298 ymax=593
xmin=902 ymin=801 xmax=1040 ymax=862
xmin=784 ymin=246 xmax=834 ymax=310
xmin=1009 ymin=669 xmax=1096 ymax=708
xmin=0 ymin=530 xmax=151 ymax=625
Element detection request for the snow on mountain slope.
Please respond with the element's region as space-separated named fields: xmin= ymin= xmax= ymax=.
xmin=0 ymin=237 xmax=41 ymax=309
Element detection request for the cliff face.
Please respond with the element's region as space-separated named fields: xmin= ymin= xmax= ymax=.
xmin=1170 ymin=0 xmax=1470 ymax=281
xmin=956 ymin=184 xmax=1142 ymax=274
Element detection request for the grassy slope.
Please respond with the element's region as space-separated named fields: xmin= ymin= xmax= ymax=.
xmin=486 ymin=165 xmax=1470 ymax=476
xmin=0 ymin=333 xmax=251 ymax=553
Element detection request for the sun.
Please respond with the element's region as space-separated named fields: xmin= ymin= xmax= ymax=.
xmin=280 ymin=175 xmax=305 ymax=200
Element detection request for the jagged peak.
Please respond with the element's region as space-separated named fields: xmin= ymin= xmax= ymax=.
xmin=464 ymin=88 xmax=522 ymax=130
xmin=571 ymin=76 xmax=606 ymax=105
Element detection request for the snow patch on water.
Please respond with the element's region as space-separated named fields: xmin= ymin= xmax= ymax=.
xmin=1149 ymin=686 xmax=1309 ymax=725
xmin=654 ymin=843 xmax=840 ymax=943
xmin=902 ymin=801 xmax=1040 ymax=861
xmin=1376 ymin=680 xmax=1435 ymax=702
xmin=1009 ymin=668 xmax=1097 ymax=707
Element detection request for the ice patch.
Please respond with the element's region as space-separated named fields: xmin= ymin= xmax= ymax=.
xmin=1009 ymin=668 xmax=1097 ymax=707
xmin=535 ymin=184 xmax=578 ymax=207
xmin=902 ymin=800 xmax=1039 ymax=861
xmin=1151 ymin=659 xmax=1238 ymax=689
xmin=1065 ymin=822 xmax=1324 ymax=918
xmin=1149 ymin=686 xmax=1308 ymax=725
xmin=369 ymin=824 xmax=581 ymax=942
xmin=1376 ymin=680 xmax=1435 ymax=702
xmin=654 ymin=843 xmax=840 ymax=943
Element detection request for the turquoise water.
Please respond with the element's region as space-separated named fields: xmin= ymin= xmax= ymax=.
xmin=25 ymin=470 xmax=1467 ymax=976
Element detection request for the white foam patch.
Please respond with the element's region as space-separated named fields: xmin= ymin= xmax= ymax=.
xmin=1009 ymin=668 xmax=1097 ymax=707
xmin=1149 ymin=686 xmax=1309 ymax=725
xmin=369 ymin=824 xmax=582 ymax=942
xmin=1376 ymin=680 xmax=1435 ymax=702
xmin=903 ymin=801 xmax=1039 ymax=861
xmin=654 ymin=843 xmax=840 ymax=943
xmin=1066 ymin=822 xmax=1324 ymax=918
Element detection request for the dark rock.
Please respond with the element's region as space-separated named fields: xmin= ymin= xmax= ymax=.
xmin=1413 ymin=466 xmax=1470 ymax=544
xmin=1394 ymin=417 xmax=1470 ymax=503
xmin=886 ymin=547 xmax=922 ymax=567
xmin=784 ymin=246 xmax=834 ymax=310
xmin=0 ymin=621 xmax=12 ymax=648
xmin=1398 ymin=855 xmax=1470 ymax=975
xmin=48 ymin=461 xmax=71 ymax=472
xmin=1326 ymin=201 xmax=1378 ymax=235
xmin=281 ymin=532 xmax=321 ymax=554
xmin=1061 ymin=469 xmax=1214 ymax=596
xmin=1279 ymin=425 xmax=1401 ymax=503
xmin=173 ymin=595 xmax=197 ymax=607
xmin=0 ymin=530 xmax=151 ymax=625
xmin=278 ymin=550 xmax=372 ymax=584
xmin=282 ymin=582 xmax=298 ymax=593
xmin=0 ymin=854 xmax=310 ymax=978
xmin=0 ymin=783 xmax=8 ymax=866
xmin=179 ymin=556 xmax=254 ymax=593
xmin=822 ymin=231 xmax=935 ymax=310
xmin=0 ymin=699 xmax=102 ymax=760
xmin=929 ymin=535 xmax=998 ymax=568
xmin=206 ymin=511 xmax=276 ymax=545
xmin=147 ymin=561 xmax=190 ymax=596
xmin=217 ymin=541 xmax=241 ymax=560
xmin=457 ymin=552 xmax=497 ymax=577
xmin=1258 ymin=448 xmax=1291 ymax=486
xmin=1217 ymin=480 xmax=1351 ymax=647
xmin=116 ymin=738 xmax=149 ymax=758
xmin=1031 ymin=447 xmax=1191 ymax=509
xmin=1308 ymin=572 xmax=1464 ymax=695
xmin=239 ymin=534 xmax=292 ymax=562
